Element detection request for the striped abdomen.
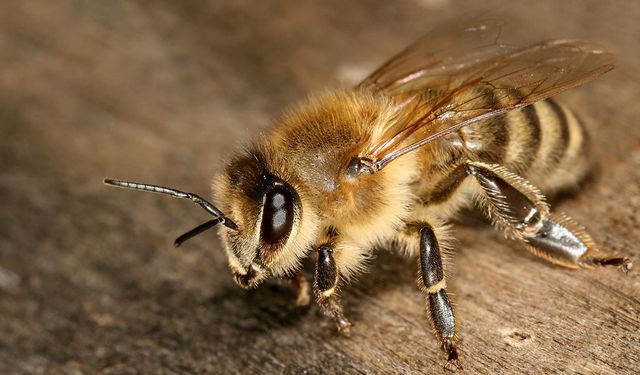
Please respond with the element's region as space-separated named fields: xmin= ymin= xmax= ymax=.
xmin=486 ymin=98 xmax=591 ymax=193
xmin=420 ymin=97 xmax=591 ymax=204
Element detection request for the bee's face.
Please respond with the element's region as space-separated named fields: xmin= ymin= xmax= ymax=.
xmin=214 ymin=150 xmax=315 ymax=289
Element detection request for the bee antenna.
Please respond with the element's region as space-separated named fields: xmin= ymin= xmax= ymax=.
xmin=103 ymin=178 xmax=238 ymax=230
xmin=173 ymin=218 xmax=224 ymax=247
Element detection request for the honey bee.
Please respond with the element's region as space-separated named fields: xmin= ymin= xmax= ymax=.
xmin=104 ymin=18 xmax=632 ymax=371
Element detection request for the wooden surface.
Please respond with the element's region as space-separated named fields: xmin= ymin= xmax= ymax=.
xmin=1 ymin=1 xmax=639 ymax=374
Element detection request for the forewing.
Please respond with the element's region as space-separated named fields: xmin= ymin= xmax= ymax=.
xmin=362 ymin=39 xmax=614 ymax=171
xmin=359 ymin=16 xmax=519 ymax=94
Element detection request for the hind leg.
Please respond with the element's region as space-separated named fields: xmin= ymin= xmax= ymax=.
xmin=466 ymin=161 xmax=632 ymax=271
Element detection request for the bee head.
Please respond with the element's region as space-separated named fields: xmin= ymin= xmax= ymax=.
xmin=103 ymin=148 xmax=318 ymax=290
xmin=213 ymin=149 xmax=318 ymax=289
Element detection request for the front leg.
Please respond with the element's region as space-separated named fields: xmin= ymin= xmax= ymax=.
xmin=418 ymin=225 xmax=461 ymax=371
xmin=314 ymin=245 xmax=352 ymax=333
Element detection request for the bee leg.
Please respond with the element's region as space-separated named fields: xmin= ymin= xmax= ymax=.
xmin=418 ymin=225 xmax=461 ymax=371
xmin=466 ymin=161 xmax=632 ymax=272
xmin=314 ymin=245 xmax=352 ymax=334
xmin=287 ymin=270 xmax=311 ymax=306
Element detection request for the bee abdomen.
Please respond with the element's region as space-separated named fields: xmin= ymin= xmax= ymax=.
xmin=515 ymin=99 xmax=590 ymax=192
xmin=421 ymin=96 xmax=590 ymax=203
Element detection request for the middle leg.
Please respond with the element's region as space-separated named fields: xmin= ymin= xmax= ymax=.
xmin=415 ymin=223 xmax=461 ymax=371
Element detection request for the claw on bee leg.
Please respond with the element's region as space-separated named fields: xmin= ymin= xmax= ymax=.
xmin=324 ymin=297 xmax=353 ymax=335
xmin=443 ymin=338 xmax=462 ymax=371
xmin=579 ymin=255 xmax=633 ymax=274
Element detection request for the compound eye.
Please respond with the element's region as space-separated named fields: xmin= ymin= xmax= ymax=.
xmin=260 ymin=184 xmax=294 ymax=245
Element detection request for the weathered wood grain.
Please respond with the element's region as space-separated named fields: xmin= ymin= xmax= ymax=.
xmin=0 ymin=1 xmax=638 ymax=374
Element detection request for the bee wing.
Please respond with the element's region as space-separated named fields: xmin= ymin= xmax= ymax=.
xmin=359 ymin=17 xmax=518 ymax=94
xmin=360 ymin=34 xmax=614 ymax=171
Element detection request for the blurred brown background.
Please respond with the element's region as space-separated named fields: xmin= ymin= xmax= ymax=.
xmin=1 ymin=1 xmax=639 ymax=374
